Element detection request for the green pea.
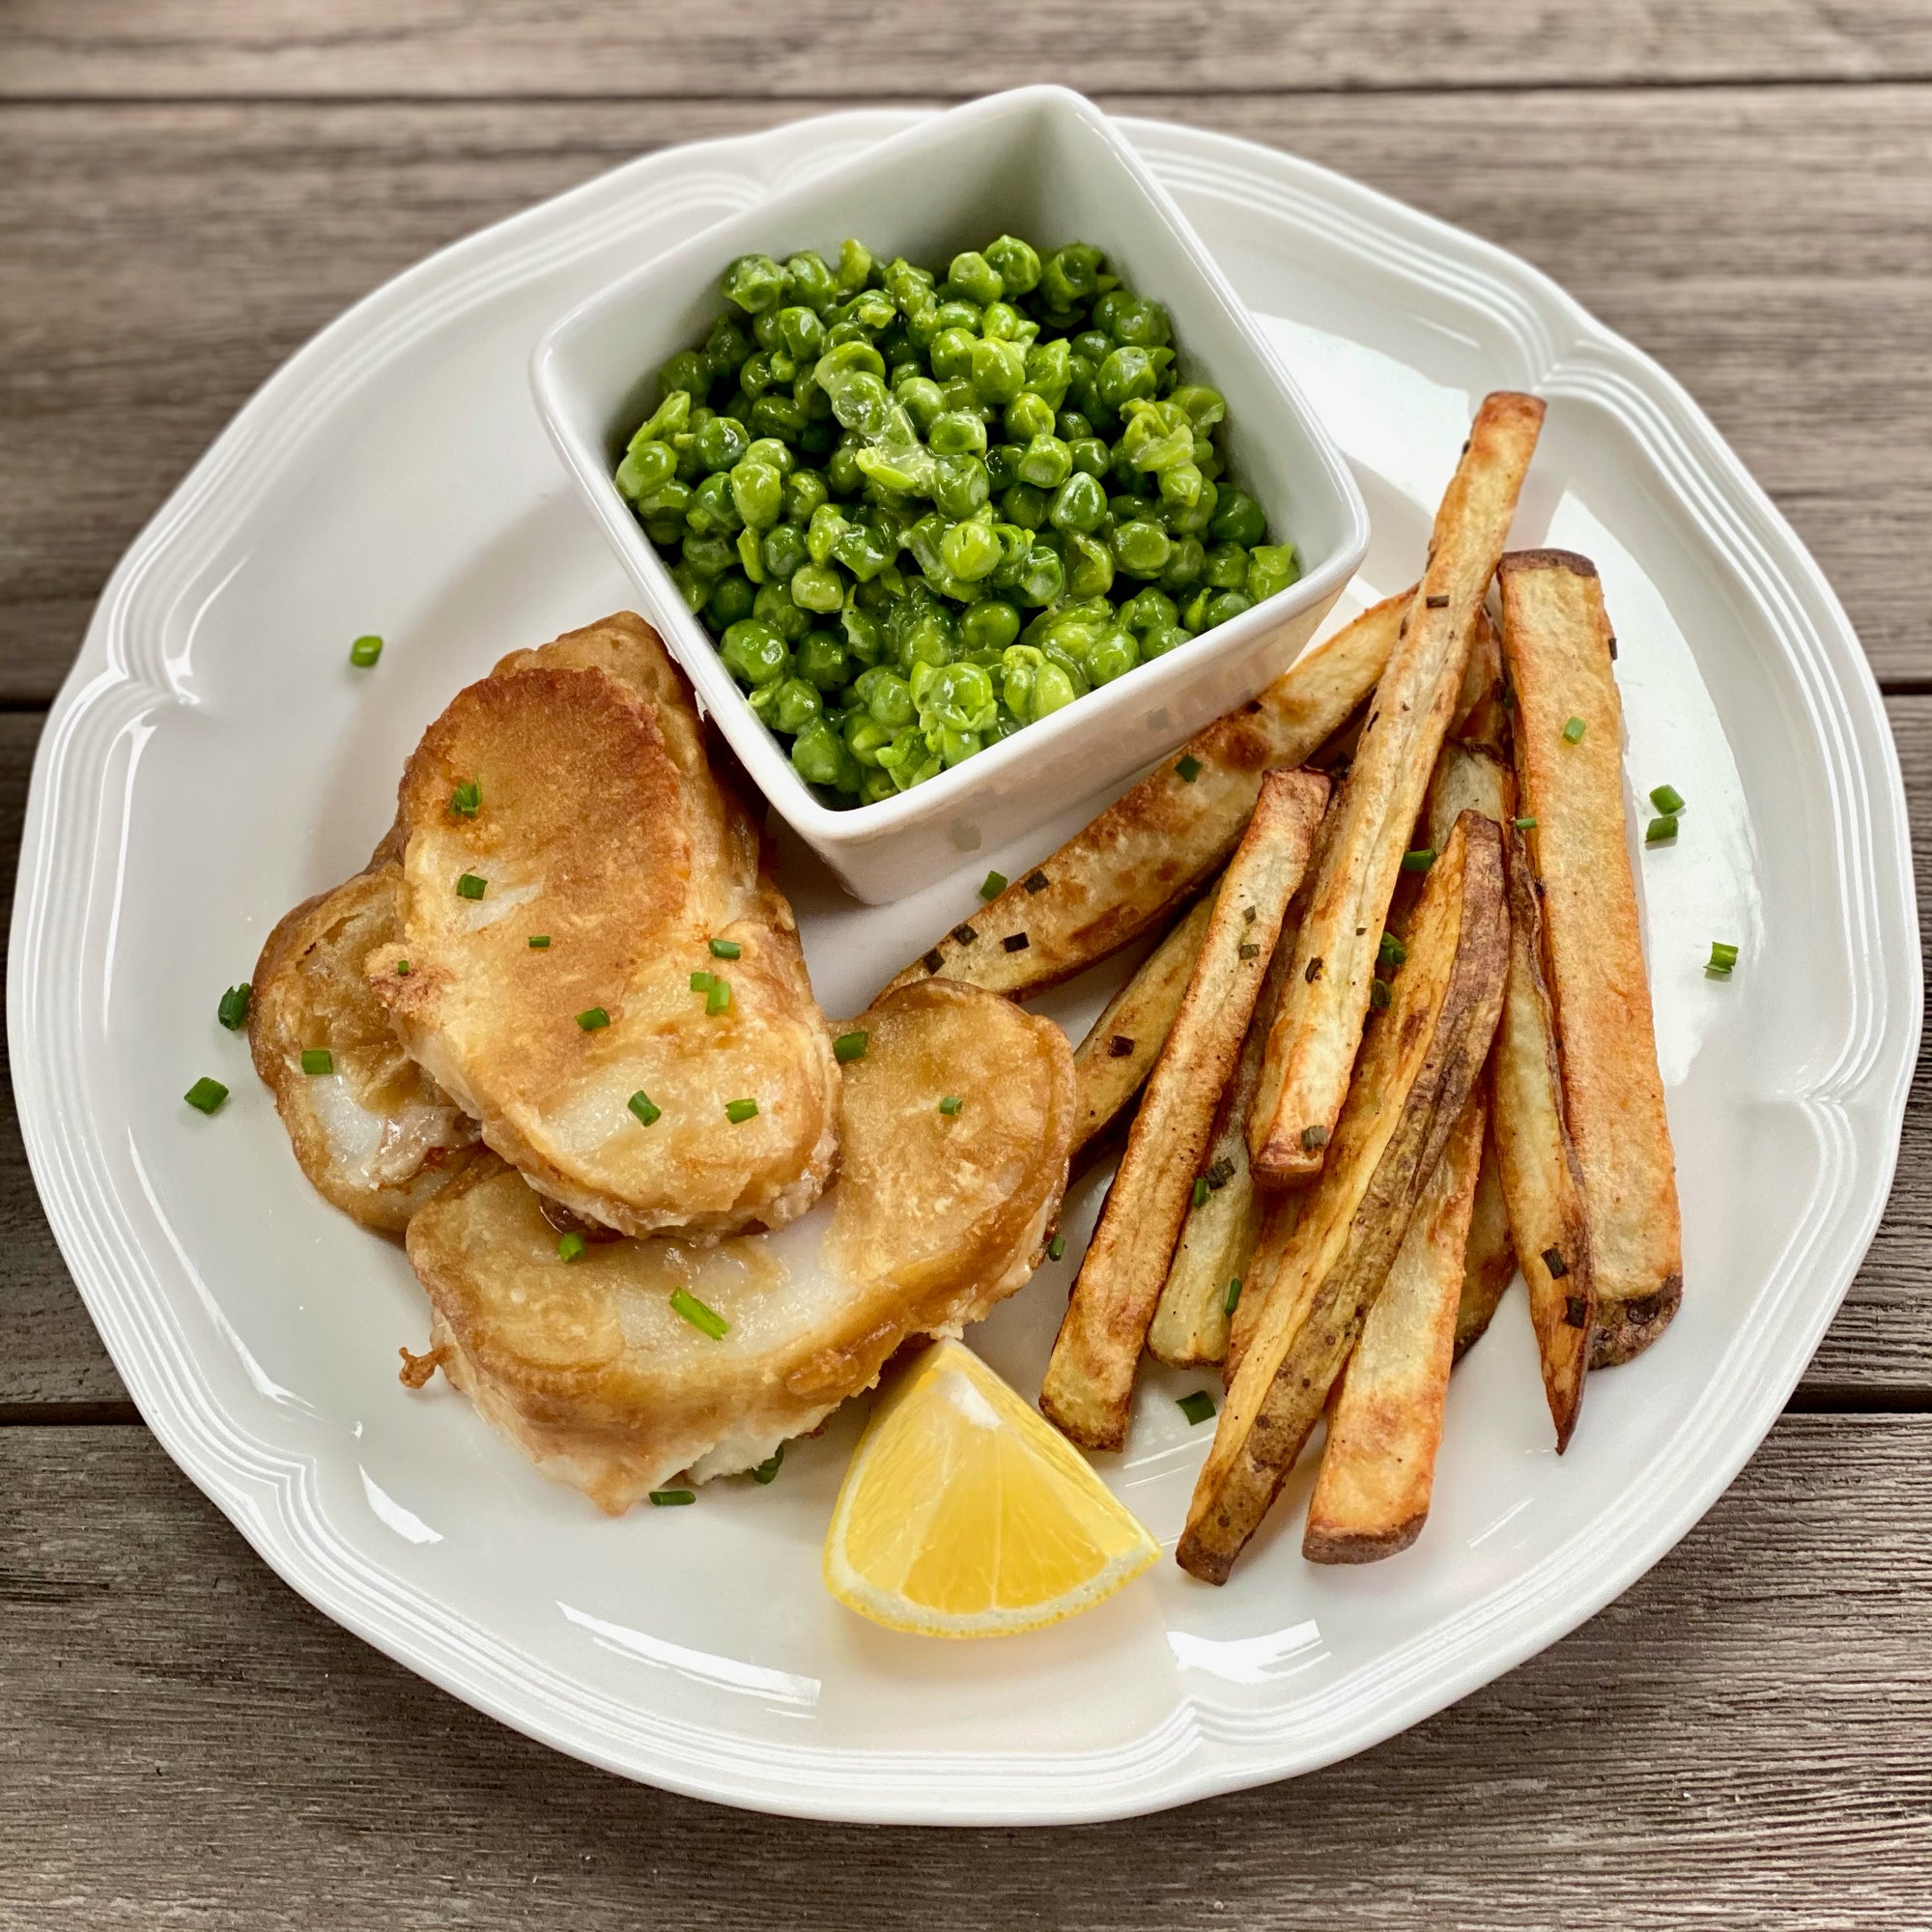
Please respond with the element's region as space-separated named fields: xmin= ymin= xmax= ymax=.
xmin=1208 ymin=488 xmax=1267 ymax=547
xmin=1096 ymin=346 xmax=1160 ymax=411
xmin=1246 ymin=543 xmax=1299 ymax=603
xmin=970 ymin=337 xmax=1027 ymax=407
xmin=759 ymin=523 xmax=807 ymax=581
xmin=840 ymin=604 xmax=885 ymax=665
xmin=785 ymin=251 xmax=838 ymax=313
xmin=1024 ymin=340 xmax=1072 ymax=411
xmin=761 ymin=676 xmax=820 ymax=735
xmin=1056 ymin=409 xmax=1092 ymax=441
xmin=980 ymin=301 xmax=1031 ymax=343
xmin=940 ymin=520 xmax=1002 ymax=582
xmin=1140 ymin=622 xmax=1192 ymax=660
xmin=932 ymin=298 xmax=981 ymax=336
xmin=1015 ymin=542 xmax=1065 ymax=606
xmin=659 ymin=350 xmax=711 ymax=398
xmin=729 ymin=460 xmax=784 ymax=531
xmin=704 ymin=315 xmax=752 ymax=375
xmin=614 ymin=439 xmax=676 ymax=500
xmin=1068 ymin=437 xmax=1110 ymax=479
xmin=1049 ymin=471 xmax=1107 ymax=535
xmin=845 ymin=713 xmax=894 ymax=767
xmin=929 ymin=327 xmax=977 ymax=382
xmin=1005 ymin=392 xmax=1056 ymax=442
xmin=753 ymin=580 xmax=811 ymax=642
xmin=1202 ymin=589 xmax=1254 ymax=630
xmin=795 ymin=629 xmax=849 ymax=691
xmin=985 ymin=443 xmax=1020 ymax=492
xmin=791 ymin=716 xmax=859 ymax=789
xmin=750 ymin=394 xmax=805 ymax=442
xmin=1100 ymin=291 xmax=1172 ymax=348
xmin=859 ymin=767 xmax=897 ymax=804
xmin=826 ymin=441 xmax=865 ymax=495
xmin=895 ymin=375 xmax=946 ymax=434
xmin=1204 ymin=542 xmax=1250 ymax=590
xmin=753 ymin=308 xmax=785 ymax=352
xmin=947 ymin=251 xmax=1004 ymax=307
xmin=1119 ymin=400 xmax=1193 ymax=472
xmin=1063 ymin=529 xmax=1115 ymax=600
xmin=1171 ymin=384 xmax=1226 ymax=428
xmin=983 ymin=235 xmax=1041 ymax=296
xmin=1162 ymin=475 xmax=1218 ymax=536
xmin=1033 ymin=660 xmax=1079 ymax=717
xmin=788 ymin=561 xmax=844 ymax=612
xmin=926 ymin=453 xmax=986 ymax=520
xmin=783 ymin=469 xmax=828 ymax=523
xmin=739 ymin=351 xmax=781 ymax=400
xmin=1160 ymin=535 xmax=1207 ymax=591
xmin=694 ymin=414 xmax=751 ymax=474
xmin=688 ymin=471 xmax=743 ymax=536
xmin=960 ymin=598 xmax=1020 ymax=655
xmin=668 ymin=564 xmax=706 ymax=612
xmin=1016 ymin=433 xmax=1072 ymax=490
xmin=825 ymin=367 xmax=891 ymax=435
xmin=1040 ymin=243 xmax=1106 ymax=310
xmin=1121 ymin=586 xmax=1178 ymax=634
xmin=830 ymin=522 xmax=895 ymax=582
xmin=1112 ymin=520 xmax=1173 ymax=578
xmin=681 ymin=532 xmax=737 ymax=580
xmin=1001 ymin=480 xmax=1047 ymax=530
xmin=1073 ymin=329 xmax=1113 ymax=367
xmin=720 ymin=618 xmax=790 ymax=687
xmin=929 ymin=411 xmax=988 ymax=457
xmin=1085 ymin=628 xmax=1140 ymax=685
xmin=815 ymin=338 xmax=888 ymax=385
xmin=633 ymin=476 xmax=692 ymax=525
xmin=919 ymin=660 xmax=999 ymax=734
xmin=855 ymin=666 xmax=915 ymax=728
xmin=836 ymin=238 xmax=873 ymax=291
xmin=1156 ymin=460 xmax=1205 ymax=509
xmin=706 ymin=572 xmax=755 ymax=628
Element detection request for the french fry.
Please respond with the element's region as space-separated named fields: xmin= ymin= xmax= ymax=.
xmin=1068 ymin=893 xmax=1216 ymax=1158
xmin=882 ymin=593 xmax=1403 ymax=1000
xmin=1147 ymin=933 xmax=1296 ymax=1367
xmin=1303 ymin=1094 xmax=1488 ymax=1563
xmin=1454 ymin=1126 xmax=1515 ymax=1360
xmin=1248 ymin=393 xmax=1544 ymax=1183
xmin=1040 ymin=770 xmax=1329 ymax=1451
xmin=1498 ymin=550 xmax=1682 ymax=1366
xmin=1222 ymin=1182 xmax=1303 ymax=1380
xmin=1492 ymin=824 xmax=1596 ymax=1447
xmin=1179 ymin=811 xmax=1509 ymax=1584
xmin=1450 ymin=607 xmax=1507 ymax=746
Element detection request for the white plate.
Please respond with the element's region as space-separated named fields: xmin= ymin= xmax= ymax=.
xmin=10 ymin=110 xmax=1919 ymax=1827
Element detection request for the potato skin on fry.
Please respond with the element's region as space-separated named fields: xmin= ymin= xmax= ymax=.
xmin=1303 ymin=1095 xmax=1487 ymax=1564
xmin=1250 ymin=393 xmax=1545 ymax=1184
xmin=1498 ymin=550 xmax=1682 ymax=1366
xmin=883 ymin=596 xmax=1402 ymax=1001
xmin=1179 ymin=812 xmax=1509 ymax=1584
xmin=1454 ymin=1125 xmax=1515 ymax=1361
xmin=1069 ymin=893 xmax=1216 ymax=1159
xmin=1040 ymin=770 xmax=1329 ymax=1452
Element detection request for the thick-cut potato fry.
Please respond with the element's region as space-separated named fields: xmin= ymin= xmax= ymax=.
xmin=1389 ymin=738 xmax=1516 ymax=936
xmin=1492 ymin=824 xmax=1596 ymax=1445
xmin=1069 ymin=893 xmax=1215 ymax=1157
xmin=1179 ymin=812 xmax=1509 ymax=1584
xmin=1450 ymin=607 xmax=1507 ymax=747
xmin=1223 ymin=1183 xmax=1304 ymax=1380
xmin=1498 ymin=550 xmax=1682 ymax=1366
xmin=1249 ymin=394 xmax=1544 ymax=1183
xmin=1040 ymin=770 xmax=1329 ymax=1451
xmin=1147 ymin=932 xmax=1296 ymax=1367
xmin=1454 ymin=1125 xmax=1515 ymax=1360
xmin=882 ymin=595 xmax=1402 ymax=1000
xmin=1303 ymin=1095 xmax=1488 ymax=1563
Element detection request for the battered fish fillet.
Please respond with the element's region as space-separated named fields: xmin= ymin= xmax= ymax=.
xmin=405 ymin=980 xmax=1075 ymax=1513
xmin=369 ymin=612 xmax=839 ymax=1241
xmin=249 ymin=866 xmax=482 ymax=1235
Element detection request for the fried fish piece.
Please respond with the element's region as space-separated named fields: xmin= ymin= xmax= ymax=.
xmin=405 ymin=980 xmax=1074 ymax=1514
xmin=249 ymin=865 xmax=480 ymax=1235
xmin=370 ymin=612 xmax=838 ymax=1242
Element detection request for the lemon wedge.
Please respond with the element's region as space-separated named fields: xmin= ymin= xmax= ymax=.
xmin=823 ymin=1340 xmax=1159 ymax=1637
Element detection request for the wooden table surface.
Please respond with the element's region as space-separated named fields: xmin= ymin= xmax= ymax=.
xmin=3 ymin=3 xmax=1928 ymax=1923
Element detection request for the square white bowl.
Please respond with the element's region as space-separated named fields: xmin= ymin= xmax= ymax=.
xmin=532 ymin=86 xmax=1368 ymax=902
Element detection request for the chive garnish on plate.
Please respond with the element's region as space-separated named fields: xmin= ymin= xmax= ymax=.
xmin=349 ymin=635 xmax=383 ymax=668
xmin=576 ymin=1007 xmax=610 ymax=1031
xmin=1645 ymin=814 xmax=1678 ymax=844
xmin=184 ymin=1077 xmax=229 ymax=1115
xmin=833 ymin=1030 xmax=868 ymax=1064
xmin=556 ymin=1232 xmax=586 ymax=1263
xmin=449 ymin=779 xmax=480 ymax=817
xmin=670 ymin=1288 xmax=729 ymax=1339
xmin=708 ymin=937 xmax=742 ymax=959
xmin=724 ymin=1097 xmax=758 ymax=1123
xmin=1175 ymin=753 xmax=1203 ymax=782
xmin=628 ymin=1091 xmax=661 ymax=1126
xmin=216 ymin=984 xmax=250 ymax=1032
xmin=527 ymin=934 xmax=551 ymax=950
xmin=299 ymin=1047 xmax=334 ymax=1076
xmin=455 ymin=872 xmax=486 ymax=900
xmin=979 ymin=870 xmax=1008 ymax=901
xmin=1401 ymin=848 xmax=1435 ymax=872
xmin=1223 ymin=1276 xmax=1243 ymax=1315
xmin=1562 ymin=716 xmax=1587 ymax=744
xmin=1177 ymin=1391 xmax=1216 ymax=1426
xmin=1650 ymin=782 xmax=1685 ymax=814
xmin=938 ymin=1095 xmax=963 ymax=1116
xmin=649 ymin=1490 xmax=696 ymax=1507
xmin=1707 ymin=941 xmax=1739 ymax=977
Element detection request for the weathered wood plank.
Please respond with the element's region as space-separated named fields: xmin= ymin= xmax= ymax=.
xmin=1 ymin=1415 xmax=1926 ymax=1925
xmin=2 ymin=88 xmax=1926 ymax=703
xmin=0 ymin=699 xmax=1924 ymax=1410
xmin=5 ymin=0 xmax=1930 ymax=99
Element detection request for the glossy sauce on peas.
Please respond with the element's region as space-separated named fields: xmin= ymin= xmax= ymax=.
xmin=614 ymin=237 xmax=1297 ymax=807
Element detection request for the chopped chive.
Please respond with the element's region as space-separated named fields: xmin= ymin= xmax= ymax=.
xmin=751 ymin=1445 xmax=784 ymax=1485
xmin=299 ymin=1047 xmax=334 ymax=1076
xmin=1047 ymin=1233 xmax=1065 ymax=1261
xmin=833 ymin=1030 xmax=868 ymax=1064
xmin=708 ymin=937 xmax=742 ymax=959
xmin=705 ymin=979 xmax=731 ymax=1016
xmin=455 ymin=872 xmax=486 ymax=900
xmin=649 ymin=1490 xmax=696 ymax=1507
xmin=670 ymin=1287 xmax=729 ymax=1338
xmin=449 ymin=779 xmax=480 ymax=817
xmin=1650 ymin=782 xmax=1686 ymax=814
xmin=1175 ymin=753 xmax=1204 ymax=783
xmin=1300 ymin=1124 xmax=1328 ymax=1152
xmin=628 ymin=1091 xmax=661 ymax=1126
xmin=979 ymin=869 xmax=1009 ymax=901
xmin=1707 ymin=941 xmax=1739 ymax=977
xmin=1191 ymin=1177 xmax=1210 ymax=1209
xmin=689 ymin=970 xmax=716 ymax=993
xmin=1512 ymin=815 xmax=1538 ymax=831
xmin=576 ymin=1007 xmax=610 ymax=1032
xmin=1369 ymin=978 xmax=1391 ymax=1011
xmin=349 ymin=634 xmax=383 ymax=668
xmin=1562 ymin=716 xmax=1587 ymax=744
xmin=1400 ymin=848 xmax=1435 ymax=873
xmin=1177 ymin=1390 xmax=1216 ymax=1426
xmin=1023 ymin=870 xmax=1049 ymax=895
xmin=1223 ymin=1276 xmax=1243 ymax=1316
xmin=1378 ymin=930 xmax=1406 ymax=970
xmin=556 ymin=1231 xmax=586 ymax=1263
xmin=184 ymin=1076 xmax=229 ymax=1115
xmin=216 ymin=983 xmax=251 ymax=1032
xmin=527 ymin=934 xmax=551 ymax=950
xmin=938 ymin=1094 xmax=963 ymax=1116
xmin=1645 ymin=814 xmax=1679 ymax=845
xmin=724 ymin=1097 xmax=758 ymax=1123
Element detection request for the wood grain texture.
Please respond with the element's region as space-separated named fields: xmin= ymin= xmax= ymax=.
xmin=0 ymin=700 xmax=1924 ymax=1408
xmin=2 ymin=88 xmax=1925 ymax=700
xmin=1 ymin=1415 xmax=1926 ymax=1926
xmin=6 ymin=0 xmax=1931 ymax=98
